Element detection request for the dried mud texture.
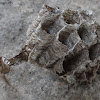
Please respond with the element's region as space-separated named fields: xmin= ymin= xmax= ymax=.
xmin=25 ymin=5 xmax=100 ymax=84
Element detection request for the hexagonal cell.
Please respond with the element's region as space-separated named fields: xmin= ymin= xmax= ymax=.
xmin=57 ymin=25 xmax=81 ymax=51
xmin=89 ymin=43 xmax=100 ymax=61
xmin=57 ymin=49 xmax=89 ymax=75
xmin=57 ymin=25 xmax=73 ymax=45
xmin=62 ymin=9 xmax=80 ymax=24
xmin=78 ymin=23 xmax=97 ymax=46
xmin=65 ymin=32 xmax=81 ymax=51
xmin=75 ymin=61 xmax=99 ymax=83
xmin=29 ymin=38 xmax=67 ymax=68
xmin=41 ymin=14 xmax=61 ymax=34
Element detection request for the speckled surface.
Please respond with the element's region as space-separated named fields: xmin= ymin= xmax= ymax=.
xmin=0 ymin=0 xmax=100 ymax=100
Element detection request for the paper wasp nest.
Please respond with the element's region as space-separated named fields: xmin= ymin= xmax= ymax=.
xmin=25 ymin=5 xmax=100 ymax=84
xmin=1 ymin=5 xmax=100 ymax=85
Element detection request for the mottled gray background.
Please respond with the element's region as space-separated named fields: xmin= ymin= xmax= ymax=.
xmin=0 ymin=0 xmax=100 ymax=100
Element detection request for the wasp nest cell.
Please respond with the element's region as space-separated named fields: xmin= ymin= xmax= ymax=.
xmin=1 ymin=5 xmax=100 ymax=85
